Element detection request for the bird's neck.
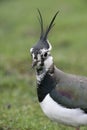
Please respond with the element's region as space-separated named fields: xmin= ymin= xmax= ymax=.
xmin=35 ymin=56 xmax=56 ymax=102
xmin=36 ymin=56 xmax=54 ymax=84
xmin=36 ymin=64 xmax=56 ymax=102
xmin=36 ymin=63 xmax=54 ymax=84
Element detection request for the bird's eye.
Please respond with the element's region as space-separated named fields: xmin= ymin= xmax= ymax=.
xmin=44 ymin=52 xmax=48 ymax=57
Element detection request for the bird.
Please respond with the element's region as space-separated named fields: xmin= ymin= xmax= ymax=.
xmin=30 ymin=9 xmax=87 ymax=130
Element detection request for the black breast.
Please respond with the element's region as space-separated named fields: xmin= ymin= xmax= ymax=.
xmin=37 ymin=73 xmax=56 ymax=102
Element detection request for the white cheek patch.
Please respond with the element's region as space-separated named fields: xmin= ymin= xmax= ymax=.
xmin=44 ymin=56 xmax=53 ymax=70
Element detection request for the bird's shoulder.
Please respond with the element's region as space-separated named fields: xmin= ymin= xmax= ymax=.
xmin=50 ymin=66 xmax=87 ymax=112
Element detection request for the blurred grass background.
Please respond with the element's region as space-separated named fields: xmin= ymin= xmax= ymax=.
xmin=0 ymin=0 xmax=87 ymax=130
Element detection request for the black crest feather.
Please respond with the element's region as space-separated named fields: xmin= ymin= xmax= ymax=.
xmin=37 ymin=9 xmax=44 ymax=39
xmin=37 ymin=9 xmax=59 ymax=41
xmin=43 ymin=11 xmax=59 ymax=40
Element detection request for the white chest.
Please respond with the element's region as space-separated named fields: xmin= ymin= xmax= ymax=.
xmin=40 ymin=94 xmax=87 ymax=127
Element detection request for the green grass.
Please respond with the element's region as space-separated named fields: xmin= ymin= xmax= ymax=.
xmin=0 ymin=0 xmax=87 ymax=129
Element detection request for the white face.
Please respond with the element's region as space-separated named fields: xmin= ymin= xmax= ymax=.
xmin=30 ymin=48 xmax=53 ymax=70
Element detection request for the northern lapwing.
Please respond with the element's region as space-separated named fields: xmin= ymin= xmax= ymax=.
xmin=30 ymin=10 xmax=87 ymax=130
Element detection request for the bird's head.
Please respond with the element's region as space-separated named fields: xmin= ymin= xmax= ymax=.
xmin=30 ymin=9 xmax=59 ymax=71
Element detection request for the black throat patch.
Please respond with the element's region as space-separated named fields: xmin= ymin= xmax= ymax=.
xmin=37 ymin=71 xmax=56 ymax=102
